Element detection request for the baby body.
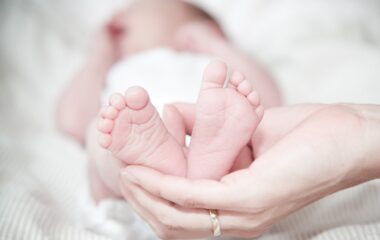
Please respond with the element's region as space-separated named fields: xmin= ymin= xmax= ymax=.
xmin=58 ymin=0 xmax=281 ymax=201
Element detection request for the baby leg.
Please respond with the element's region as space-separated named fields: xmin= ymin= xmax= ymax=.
xmin=175 ymin=23 xmax=281 ymax=107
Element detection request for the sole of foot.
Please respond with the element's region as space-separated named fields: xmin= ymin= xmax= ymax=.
xmin=97 ymin=86 xmax=186 ymax=176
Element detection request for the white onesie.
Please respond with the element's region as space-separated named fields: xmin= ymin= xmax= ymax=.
xmin=102 ymin=48 xmax=211 ymax=114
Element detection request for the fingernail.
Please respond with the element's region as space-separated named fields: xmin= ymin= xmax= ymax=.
xmin=121 ymin=170 xmax=139 ymax=184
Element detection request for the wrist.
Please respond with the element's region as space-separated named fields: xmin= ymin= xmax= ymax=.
xmin=307 ymin=104 xmax=380 ymax=192
xmin=345 ymin=104 xmax=380 ymax=181
xmin=342 ymin=104 xmax=380 ymax=185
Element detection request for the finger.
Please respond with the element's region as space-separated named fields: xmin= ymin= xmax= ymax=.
xmin=122 ymin=178 xmax=269 ymax=239
xmin=120 ymin=166 xmax=249 ymax=210
xmin=122 ymin=179 xmax=213 ymax=239
xmin=162 ymin=104 xmax=186 ymax=146
xmin=119 ymin=180 xmax=164 ymax=236
xmin=171 ymin=102 xmax=196 ymax=135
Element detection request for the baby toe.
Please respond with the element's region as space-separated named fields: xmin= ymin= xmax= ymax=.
xmin=229 ymin=71 xmax=245 ymax=88
xmin=97 ymin=118 xmax=114 ymax=133
xmin=202 ymin=60 xmax=228 ymax=90
xmin=109 ymin=93 xmax=126 ymax=110
xmin=255 ymin=105 xmax=264 ymax=120
xmin=124 ymin=86 xmax=150 ymax=110
xmin=102 ymin=106 xmax=119 ymax=119
xmin=238 ymin=80 xmax=253 ymax=96
xmin=98 ymin=133 xmax=112 ymax=148
xmin=247 ymin=91 xmax=260 ymax=106
xmin=100 ymin=106 xmax=108 ymax=117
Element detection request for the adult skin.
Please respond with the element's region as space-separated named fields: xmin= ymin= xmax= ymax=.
xmin=119 ymin=103 xmax=380 ymax=239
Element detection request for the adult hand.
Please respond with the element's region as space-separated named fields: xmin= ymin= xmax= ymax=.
xmin=118 ymin=104 xmax=380 ymax=239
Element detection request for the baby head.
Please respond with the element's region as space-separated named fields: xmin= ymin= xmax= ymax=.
xmin=109 ymin=0 xmax=222 ymax=56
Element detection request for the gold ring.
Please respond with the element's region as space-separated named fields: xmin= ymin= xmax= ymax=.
xmin=208 ymin=209 xmax=221 ymax=237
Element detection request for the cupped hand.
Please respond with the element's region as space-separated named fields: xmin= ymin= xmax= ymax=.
xmin=118 ymin=104 xmax=377 ymax=239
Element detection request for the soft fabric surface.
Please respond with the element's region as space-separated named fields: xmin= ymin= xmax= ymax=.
xmin=103 ymin=48 xmax=210 ymax=112
xmin=1 ymin=0 xmax=380 ymax=239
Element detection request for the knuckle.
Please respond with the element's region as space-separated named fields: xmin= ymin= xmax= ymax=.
xmin=225 ymin=214 xmax=271 ymax=238
xmin=246 ymin=204 xmax=270 ymax=214
xmin=149 ymin=223 xmax=165 ymax=239
xmin=161 ymin=220 xmax=181 ymax=233
xmin=155 ymin=229 xmax=171 ymax=240
xmin=155 ymin=226 xmax=176 ymax=240
xmin=156 ymin=212 xmax=182 ymax=233
xmin=243 ymin=211 xmax=275 ymax=230
xmin=181 ymin=194 xmax=202 ymax=208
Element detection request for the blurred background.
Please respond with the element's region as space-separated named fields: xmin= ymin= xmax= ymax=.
xmin=0 ymin=0 xmax=380 ymax=239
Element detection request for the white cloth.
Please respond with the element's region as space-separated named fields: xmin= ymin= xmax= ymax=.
xmin=102 ymin=48 xmax=211 ymax=113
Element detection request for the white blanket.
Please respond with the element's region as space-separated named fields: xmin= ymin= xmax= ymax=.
xmin=1 ymin=0 xmax=380 ymax=239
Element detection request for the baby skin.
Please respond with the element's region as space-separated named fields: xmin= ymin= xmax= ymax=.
xmin=96 ymin=60 xmax=263 ymax=180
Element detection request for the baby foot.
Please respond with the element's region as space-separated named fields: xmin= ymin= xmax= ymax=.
xmin=187 ymin=61 xmax=263 ymax=180
xmin=97 ymin=86 xmax=186 ymax=176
